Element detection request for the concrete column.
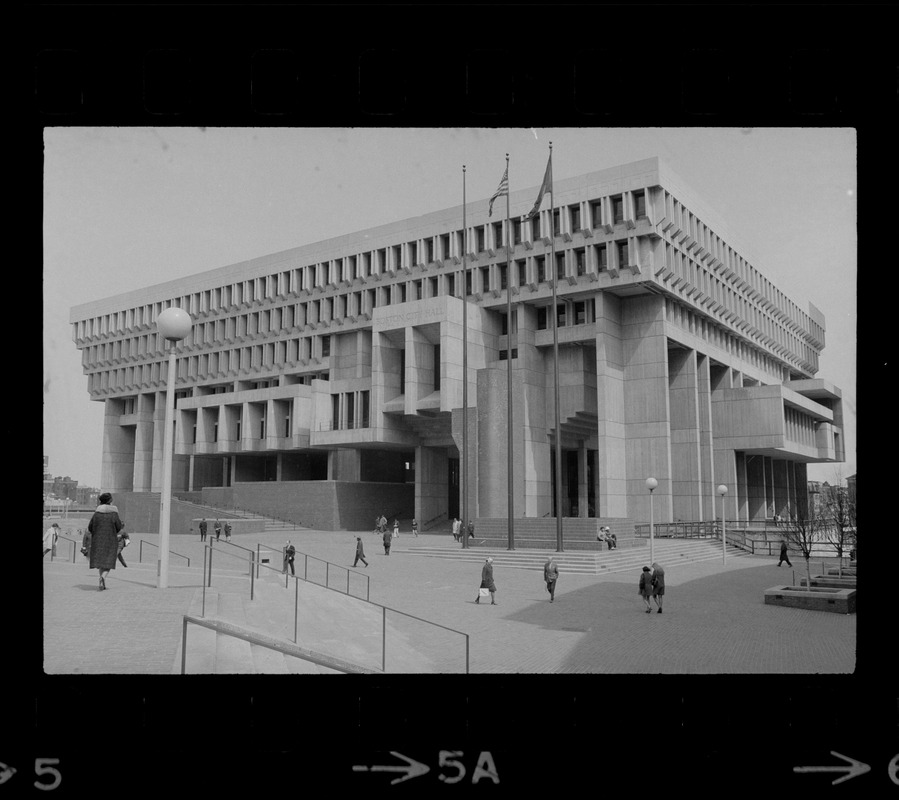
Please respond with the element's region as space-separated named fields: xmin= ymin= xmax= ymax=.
xmin=622 ymin=295 xmax=672 ymax=524
xmin=697 ymin=353 xmax=715 ymax=521
xmin=668 ymin=347 xmax=702 ymax=522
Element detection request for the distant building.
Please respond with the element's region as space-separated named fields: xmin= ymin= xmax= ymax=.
xmin=69 ymin=157 xmax=845 ymax=531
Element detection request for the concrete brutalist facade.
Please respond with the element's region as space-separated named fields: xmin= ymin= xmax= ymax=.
xmin=70 ymin=157 xmax=844 ymax=533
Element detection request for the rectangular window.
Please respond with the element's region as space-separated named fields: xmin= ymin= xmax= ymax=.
xmin=537 ymin=256 xmax=547 ymax=282
xmin=476 ymin=226 xmax=486 ymax=252
xmin=591 ymin=200 xmax=602 ymax=228
xmin=346 ymin=392 xmax=355 ymax=428
xmin=492 ymin=221 xmax=503 ymax=250
xmin=480 ymin=266 xmax=490 ymax=293
xmin=500 ymin=264 xmax=508 ymax=291
xmin=552 ymin=209 xmax=561 ymax=236
xmin=537 ymin=307 xmax=548 ymax=330
xmin=517 ymin=259 xmax=527 ymax=286
xmin=512 ymin=219 xmax=522 ymax=245
xmin=617 ymin=240 xmax=629 ymax=266
xmin=595 ymin=244 xmax=608 ymax=270
xmin=556 ymin=303 xmax=566 ymax=328
xmin=575 ymin=248 xmax=586 ymax=276
xmin=441 ymin=234 xmax=451 ymax=260
xmin=531 ymin=216 xmax=541 ymax=241
xmin=570 ymin=204 xmax=581 ymax=233
xmin=399 ymin=350 xmax=406 ymax=395
xmin=634 ymin=191 xmax=646 ymax=218
xmin=612 ymin=195 xmax=624 ymax=223
xmin=361 ymin=390 xmax=370 ymax=428
xmin=556 ymin=253 xmax=566 ymax=280
xmin=321 ymin=336 xmax=330 ymax=358
xmin=425 ymin=238 xmax=434 ymax=262
xmin=574 ymin=301 xmax=587 ymax=325
xmin=332 ymin=394 xmax=340 ymax=430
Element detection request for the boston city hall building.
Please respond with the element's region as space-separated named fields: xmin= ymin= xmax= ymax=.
xmin=70 ymin=157 xmax=844 ymax=541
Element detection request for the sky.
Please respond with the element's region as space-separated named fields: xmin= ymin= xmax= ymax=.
xmin=42 ymin=127 xmax=856 ymax=489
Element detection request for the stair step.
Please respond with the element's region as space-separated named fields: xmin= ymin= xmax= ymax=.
xmin=395 ymin=539 xmax=750 ymax=574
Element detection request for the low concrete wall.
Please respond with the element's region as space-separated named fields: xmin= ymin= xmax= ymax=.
xmin=764 ymin=585 xmax=856 ymax=614
xmin=201 ymin=481 xmax=414 ymax=531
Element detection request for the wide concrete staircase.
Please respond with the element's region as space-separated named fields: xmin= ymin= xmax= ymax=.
xmin=392 ymin=536 xmax=752 ymax=575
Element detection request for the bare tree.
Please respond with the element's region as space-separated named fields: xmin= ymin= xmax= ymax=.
xmin=776 ymin=508 xmax=826 ymax=589
xmin=822 ymin=470 xmax=856 ymax=576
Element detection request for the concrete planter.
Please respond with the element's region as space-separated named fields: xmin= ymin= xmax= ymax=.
xmin=764 ymin=585 xmax=856 ymax=614
xmin=800 ymin=575 xmax=857 ymax=590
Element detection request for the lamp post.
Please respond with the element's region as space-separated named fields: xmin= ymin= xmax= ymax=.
xmin=646 ymin=477 xmax=658 ymax=566
xmin=156 ymin=306 xmax=192 ymax=589
xmin=717 ymin=484 xmax=728 ymax=564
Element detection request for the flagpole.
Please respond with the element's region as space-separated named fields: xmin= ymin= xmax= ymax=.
xmin=549 ymin=142 xmax=563 ymax=552
xmin=505 ymin=153 xmax=514 ymax=551
xmin=461 ymin=165 xmax=469 ymax=550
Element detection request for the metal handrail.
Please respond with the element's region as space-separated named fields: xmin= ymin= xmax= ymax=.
xmin=50 ymin=535 xmax=79 ymax=563
xmin=201 ymin=544 xmax=466 ymax=672
xmin=180 ymin=615 xmax=378 ymax=674
xmin=138 ymin=539 xmax=191 ymax=567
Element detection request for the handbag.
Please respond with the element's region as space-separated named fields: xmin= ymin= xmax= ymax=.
xmin=478 ymin=587 xmax=491 ymax=597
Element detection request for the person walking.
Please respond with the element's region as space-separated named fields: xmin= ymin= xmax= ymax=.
xmin=411 ymin=518 xmax=419 ymax=537
xmin=86 ymin=492 xmax=124 ymax=591
xmin=467 ymin=520 xmax=475 ymax=543
xmin=651 ymin=562 xmax=665 ymax=613
xmin=543 ymin=556 xmax=559 ymax=603
xmin=639 ymin=566 xmax=654 ymax=613
xmin=353 ymin=537 xmax=369 ymax=568
xmin=198 ymin=518 xmax=208 ymax=542
xmin=43 ymin=522 xmax=60 ymax=556
xmin=224 ymin=522 xmax=232 ymax=542
xmin=214 ymin=520 xmax=222 ymax=541
xmin=475 ymin=557 xmax=497 ymax=605
xmin=777 ymin=539 xmax=792 ymax=567
xmin=116 ymin=531 xmax=131 ymax=568
xmin=379 ymin=513 xmax=388 ymax=534
xmin=393 ymin=518 xmax=400 ymax=538
xmin=284 ymin=541 xmax=296 ymax=575
xmin=452 ymin=518 xmax=461 ymax=542
xmin=382 ymin=526 xmax=392 ymax=556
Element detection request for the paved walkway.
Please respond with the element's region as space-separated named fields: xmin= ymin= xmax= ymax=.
xmin=42 ymin=526 xmax=856 ymax=674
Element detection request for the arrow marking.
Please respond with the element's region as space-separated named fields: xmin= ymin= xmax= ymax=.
xmin=353 ymin=752 xmax=430 ymax=785
xmin=794 ymin=751 xmax=871 ymax=785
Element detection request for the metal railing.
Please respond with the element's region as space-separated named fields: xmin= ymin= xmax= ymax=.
xmin=200 ymin=544 xmax=469 ymax=673
xmin=49 ymin=535 xmax=79 ymax=563
xmin=138 ymin=539 xmax=191 ymax=567
xmin=179 ymin=615 xmax=378 ymax=675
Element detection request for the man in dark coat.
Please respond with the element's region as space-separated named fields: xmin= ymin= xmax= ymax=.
xmin=198 ymin=518 xmax=208 ymax=541
xmin=284 ymin=541 xmax=296 ymax=575
xmin=382 ymin=527 xmax=392 ymax=556
xmin=353 ymin=537 xmax=369 ymax=567
xmin=543 ymin=556 xmax=559 ymax=603
xmin=87 ymin=492 xmax=124 ymax=591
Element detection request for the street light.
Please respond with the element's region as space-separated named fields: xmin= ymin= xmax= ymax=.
xmin=156 ymin=306 xmax=192 ymax=589
xmin=646 ymin=477 xmax=658 ymax=566
xmin=717 ymin=484 xmax=728 ymax=564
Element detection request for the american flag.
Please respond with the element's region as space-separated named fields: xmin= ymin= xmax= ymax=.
xmin=488 ymin=166 xmax=509 ymax=217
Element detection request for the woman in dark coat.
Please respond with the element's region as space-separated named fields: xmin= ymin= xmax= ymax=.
xmin=475 ymin=557 xmax=497 ymax=605
xmin=87 ymin=492 xmax=124 ymax=590
xmin=651 ymin=562 xmax=665 ymax=613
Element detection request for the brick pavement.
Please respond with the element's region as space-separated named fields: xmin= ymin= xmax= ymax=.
xmin=41 ymin=528 xmax=856 ymax=674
